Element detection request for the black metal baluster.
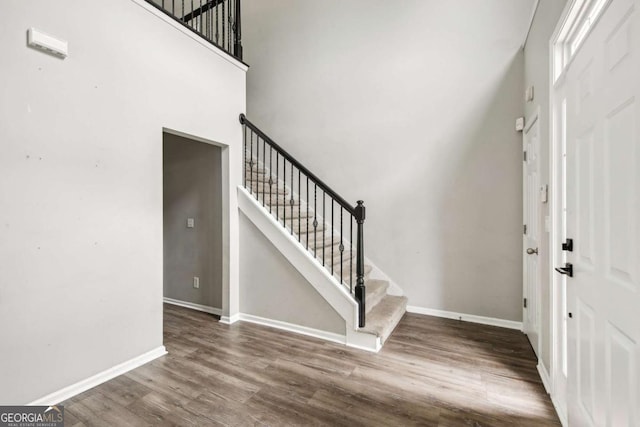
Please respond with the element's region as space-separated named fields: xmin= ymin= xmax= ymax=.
xmin=262 ymin=137 xmax=266 ymax=207
xmin=172 ymin=0 xmax=175 ymax=15
xmin=322 ymin=192 xmax=325 ymax=266
xmin=269 ymin=146 xmax=273 ymax=214
xmin=249 ymin=128 xmax=253 ymax=196
xmin=234 ymin=0 xmax=242 ymax=59
xmin=243 ymin=124 xmax=247 ymax=188
xmin=162 ymin=0 xmax=165 ymax=9
xmin=314 ymin=185 xmax=317 ymax=256
xmin=340 ymin=207 xmax=343 ymax=285
xmin=355 ymin=201 xmax=366 ymax=327
xmin=215 ymin=0 xmax=219 ymax=44
xmin=181 ymin=0 xmax=185 ymax=20
xmin=290 ymin=164 xmax=294 ymax=235
xmin=350 ymin=215 xmax=353 ymax=293
xmin=199 ymin=0 xmax=203 ymax=32
xmin=276 ymin=152 xmax=279 ymax=221
xmin=190 ymin=0 xmax=193 ymax=27
xmin=256 ymin=135 xmax=261 ymax=205
xmin=298 ymin=170 xmax=301 ymax=241
xmin=222 ymin=0 xmax=225 ymax=52
xmin=331 ymin=199 xmax=334 ymax=276
xmin=228 ymin=0 xmax=232 ymax=52
xmin=306 ymin=177 xmax=309 ymax=250
xmin=283 ymin=160 xmax=286 ymax=227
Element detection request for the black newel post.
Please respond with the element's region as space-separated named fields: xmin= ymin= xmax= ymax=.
xmin=233 ymin=0 xmax=243 ymax=59
xmin=355 ymin=200 xmax=366 ymax=327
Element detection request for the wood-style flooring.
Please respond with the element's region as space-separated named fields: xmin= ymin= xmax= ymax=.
xmin=62 ymin=304 xmax=560 ymax=426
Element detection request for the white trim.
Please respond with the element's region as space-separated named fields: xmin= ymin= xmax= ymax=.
xmin=237 ymin=186 xmax=359 ymax=328
xmin=406 ymin=306 xmax=523 ymax=330
xmin=537 ymin=362 xmax=552 ymax=394
xmin=522 ymin=106 xmax=543 ymax=358
xmin=219 ymin=313 xmax=240 ymax=324
xmin=28 ymin=346 xmax=167 ymax=405
xmin=522 ymin=0 xmax=541 ymax=48
xmin=163 ymin=297 xmax=222 ymax=316
xmin=553 ymin=395 xmax=569 ymax=427
xmin=238 ymin=313 xmax=346 ymax=346
xmin=129 ymin=0 xmax=248 ymax=72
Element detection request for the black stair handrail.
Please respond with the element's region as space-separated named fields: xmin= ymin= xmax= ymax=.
xmin=240 ymin=115 xmax=356 ymax=215
xmin=144 ymin=0 xmax=244 ymax=62
xmin=240 ymin=114 xmax=367 ymax=327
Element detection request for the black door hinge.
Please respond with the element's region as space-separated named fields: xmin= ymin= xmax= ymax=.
xmin=524 ymin=151 xmax=527 ymax=162
xmin=524 ymin=224 xmax=527 ymax=235
xmin=524 ymin=298 xmax=527 ymax=308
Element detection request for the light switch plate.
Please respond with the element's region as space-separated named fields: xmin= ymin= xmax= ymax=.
xmin=187 ymin=218 xmax=195 ymax=228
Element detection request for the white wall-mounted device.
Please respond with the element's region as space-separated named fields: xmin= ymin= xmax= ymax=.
xmin=27 ymin=28 xmax=68 ymax=59
xmin=525 ymin=86 xmax=535 ymax=102
xmin=515 ymin=117 xmax=525 ymax=132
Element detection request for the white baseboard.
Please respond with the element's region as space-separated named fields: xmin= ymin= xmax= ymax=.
xmin=238 ymin=313 xmax=346 ymax=346
xmin=406 ymin=306 xmax=523 ymax=330
xmin=219 ymin=313 xmax=240 ymax=324
xmin=552 ymin=394 xmax=568 ymax=427
xmin=28 ymin=346 xmax=167 ymax=405
xmin=537 ymin=362 xmax=551 ymax=394
xmin=163 ymin=297 xmax=222 ymax=316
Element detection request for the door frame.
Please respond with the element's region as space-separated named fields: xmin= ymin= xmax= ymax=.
xmin=523 ymin=106 xmax=542 ymax=358
xmin=548 ymin=1 xmax=613 ymax=425
xmin=162 ymin=127 xmax=236 ymax=321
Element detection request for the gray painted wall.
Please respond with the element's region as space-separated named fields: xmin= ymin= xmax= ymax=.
xmin=164 ymin=134 xmax=223 ymax=309
xmin=0 ymin=0 xmax=245 ymax=404
xmin=240 ymin=213 xmax=346 ymax=335
xmin=523 ymin=0 xmax=568 ymax=372
xmin=242 ymin=0 xmax=533 ymax=322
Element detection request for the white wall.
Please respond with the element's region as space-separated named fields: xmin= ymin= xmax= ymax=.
xmin=523 ymin=0 xmax=568 ymax=373
xmin=164 ymin=134 xmax=223 ymax=309
xmin=239 ymin=213 xmax=346 ymax=335
xmin=0 ymin=0 xmax=245 ymax=404
xmin=243 ymin=0 xmax=533 ymax=321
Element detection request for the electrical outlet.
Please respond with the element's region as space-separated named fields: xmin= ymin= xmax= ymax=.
xmin=187 ymin=218 xmax=195 ymax=228
xmin=193 ymin=277 xmax=200 ymax=289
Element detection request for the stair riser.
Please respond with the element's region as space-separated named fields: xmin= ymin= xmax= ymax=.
xmin=256 ymin=196 xmax=301 ymax=207
xmin=272 ymin=208 xmax=314 ymax=219
xmin=285 ymin=222 xmax=326 ymax=233
xmin=247 ymin=186 xmax=288 ymax=195
xmin=366 ymin=290 xmax=386 ymax=315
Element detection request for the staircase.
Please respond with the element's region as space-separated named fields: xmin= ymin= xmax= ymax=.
xmin=239 ymin=115 xmax=407 ymax=350
xmin=145 ymin=0 xmax=406 ymax=351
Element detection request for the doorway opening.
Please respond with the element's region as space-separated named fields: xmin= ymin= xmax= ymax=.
xmin=163 ymin=131 xmax=224 ymax=316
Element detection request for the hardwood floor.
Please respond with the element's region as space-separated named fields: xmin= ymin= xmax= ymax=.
xmin=63 ymin=304 xmax=560 ymax=426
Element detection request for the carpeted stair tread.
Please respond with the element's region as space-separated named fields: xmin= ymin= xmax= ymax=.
xmin=360 ymin=295 xmax=407 ymax=344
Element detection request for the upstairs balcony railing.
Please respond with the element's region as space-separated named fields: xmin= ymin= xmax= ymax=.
xmin=145 ymin=0 xmax=243 ymax=61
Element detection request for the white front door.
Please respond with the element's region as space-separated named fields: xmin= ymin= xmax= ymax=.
xmin=524 ymin=112 xmax=541 ymax=357
xmin=562 ymin=0 xmax=640 ymax=425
